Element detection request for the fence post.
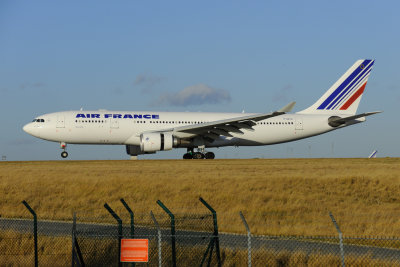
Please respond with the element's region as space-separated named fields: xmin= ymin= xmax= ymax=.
xmin=199 ymin=197 xmax=221 ymax=267
xmin=120 ymin=199 xmax=135 ymax=267
xmin=104 ymin=203 xmax=123 ymax=267
xmin=71 ymin=212 xmax=85 ymax=267
xmin=22 ymin=200 xmax=38 ymax=267
xmin=150 ymin=211 xmax=162 ymax=267
xmin=239 ymin=211 xmax=251 ymax=267
xmin=156 ymin=200 xmax=176 ymax=267
xmin=329 ymin=212 xmax=345 ymax=267
xmin=120 ymin=198 xmax=134 ymax=238
xmin=72 ymin=212 xmax=76 ymax=267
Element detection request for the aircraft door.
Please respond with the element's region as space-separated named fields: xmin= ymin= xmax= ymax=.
xmin=110 ymin=118 xmax=119 ymax=129
xmin=56 ymin=116 xmax=65 ymax=128
xmin=295 ymin=118 xmax=303 ymax=130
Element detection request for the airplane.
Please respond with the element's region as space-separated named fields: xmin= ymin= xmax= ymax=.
xmin=23 ymin=59 xmax=381 ymax=160
xmin=368 ymin=150 xmax=378 ymax=158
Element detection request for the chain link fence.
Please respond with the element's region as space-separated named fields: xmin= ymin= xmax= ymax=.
xmin=2 ymin=205 xmax=400 ymax=266
xmin=0 ymin=218 xmax=72 ymax=266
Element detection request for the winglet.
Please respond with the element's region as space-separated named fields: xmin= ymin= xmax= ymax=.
xmin=278 ymin=101 xmax=296 ymax=113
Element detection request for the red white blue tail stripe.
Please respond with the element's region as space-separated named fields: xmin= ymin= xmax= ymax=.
xmin=368 ymin=150 xmax=378 ymax=158
xmin=317 ymin=59 xmax=374 ymax=111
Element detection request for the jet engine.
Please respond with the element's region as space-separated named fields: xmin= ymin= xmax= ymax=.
xmin=126 ymin=145 xmax=155 ymax=156
xmin=140 ymin=132 xmax=180 ymax=152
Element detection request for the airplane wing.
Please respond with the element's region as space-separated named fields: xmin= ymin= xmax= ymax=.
xmin=139 ymin=102 xmax=295 ymax=141
xmin=165 ymin=102 xmax=296 ymax=141
xmin=328 ymin=111 xmax=382 ymax=127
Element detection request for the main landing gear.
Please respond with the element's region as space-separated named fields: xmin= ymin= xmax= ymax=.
xmin=183 ymin=148 xmax=215 ymax=160
xmin=60 ymin=142 xmax=68 ymax=158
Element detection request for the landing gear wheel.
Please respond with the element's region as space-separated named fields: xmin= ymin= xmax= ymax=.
xmin=193 ymin=152 xmax=205 ymax=159
xmin=205 ymin=152 xmax=215 ymax=159
xmin=183 ymin=153 xmax=193 ymax=159
xmin=61 ymin=151 xmax=68 ymax=158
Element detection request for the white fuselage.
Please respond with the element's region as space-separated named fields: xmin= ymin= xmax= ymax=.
xmin=22 ymin=60 xmax=377 ymax=158
xmin=23 ymin=110 xmax=351 ymax=148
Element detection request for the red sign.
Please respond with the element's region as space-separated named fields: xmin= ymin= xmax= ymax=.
xmin=120 ymin=239 xmax=149 ymax=262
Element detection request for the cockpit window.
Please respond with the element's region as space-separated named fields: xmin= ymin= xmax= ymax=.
xmin=32 ymin=119 xmax=45 ymax=123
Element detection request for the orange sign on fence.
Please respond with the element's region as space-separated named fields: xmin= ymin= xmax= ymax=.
xmin=120 ymin=239 xmax=149 ymax=262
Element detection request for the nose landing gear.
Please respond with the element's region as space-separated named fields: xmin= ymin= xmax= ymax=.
xmin=60 ymin=142 xmax=68 ymax=158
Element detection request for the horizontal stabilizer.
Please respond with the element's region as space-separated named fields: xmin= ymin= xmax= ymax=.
xmin=328 ymin=111 xmax=382 ymax=127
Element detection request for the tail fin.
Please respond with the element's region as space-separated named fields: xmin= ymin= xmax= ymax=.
xmin=368 ymin=150 xmax=378 ymax=158
xmin=298 ymin=59 xmax=374 ymax=115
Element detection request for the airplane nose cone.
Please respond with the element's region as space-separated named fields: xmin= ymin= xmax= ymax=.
xmin=23 ymin=123 xmax=32 ymax=134
xmin=23 ymin=123 xmax=40 ymax=137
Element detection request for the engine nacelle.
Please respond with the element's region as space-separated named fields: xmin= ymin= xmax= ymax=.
xmin=140 ymin=132 xmax=178 ymax=152
xmin=126 ymin=145 xmax=156 ymax=156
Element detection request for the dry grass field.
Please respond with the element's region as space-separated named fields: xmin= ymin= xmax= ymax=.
xmin=1 ymin=158 xmax=400 ymax=236
xmin=0 ymin=230 xmax=71 ymax=266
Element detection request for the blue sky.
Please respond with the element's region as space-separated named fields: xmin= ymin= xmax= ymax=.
xmin=1 ymin=1 xmax=399 ymax=160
